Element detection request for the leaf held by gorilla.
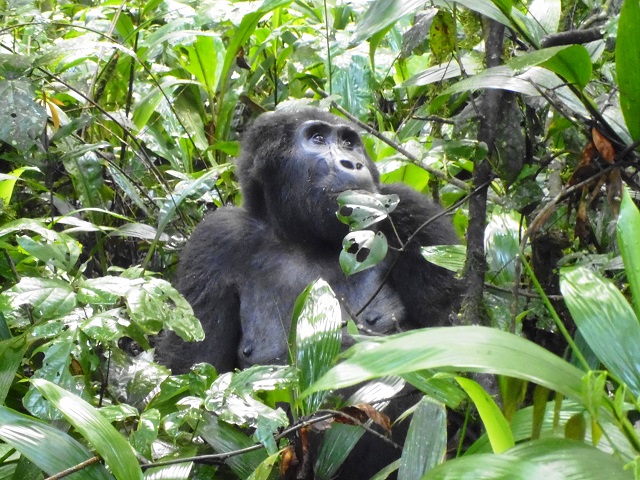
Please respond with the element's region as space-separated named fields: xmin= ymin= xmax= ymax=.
xmin=337 ymin=190 xmax=399 ymax=230
xmin=340 ymin=230 xmax=388 ymax=275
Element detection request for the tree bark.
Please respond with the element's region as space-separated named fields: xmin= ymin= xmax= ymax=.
xmin=460 ymin=20 xmax=506 ymax=325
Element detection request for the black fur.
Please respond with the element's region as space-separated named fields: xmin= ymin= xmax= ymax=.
xmin=158 ymin=107 xmax=461 ymax=477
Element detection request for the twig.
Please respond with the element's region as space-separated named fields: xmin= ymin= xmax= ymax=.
xmin=45 ymin=456 xmax=101 ymax=480
xmin=314 ymin=88 xmax=470 ymax=191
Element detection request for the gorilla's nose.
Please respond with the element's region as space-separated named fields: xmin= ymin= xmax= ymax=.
xmin=340 ymin=159 xmax=364 ymax=170
xmin=365 ymin=313 xmax=380 ymax=326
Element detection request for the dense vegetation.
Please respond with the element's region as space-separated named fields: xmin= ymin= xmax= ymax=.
xmin=1 ymin=0 xmax=640 ymax=478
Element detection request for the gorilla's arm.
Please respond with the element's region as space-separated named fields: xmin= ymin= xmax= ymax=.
xmin=159 ymin=208 xmax=261 ymax=374
xmin=379 ymin=183 xmax=462 ymax=328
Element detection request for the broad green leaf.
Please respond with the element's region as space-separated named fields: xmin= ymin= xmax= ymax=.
xmin=4 ymin=277 xmax=76 ymax=320
xmin=303 ymin=326 xmax=584 ymax=401
xmin=77 ymin=276 xmax=138 ymax=305
xmin=616 ymin=0 xmax=640 ymax=141
xmin=456 ymin=377 xmax=514 ymax=453
xmin=421 ymin=245 xmax=466 ymax=272
xmin=423 ymin=438 xmax=632 ymax=479
xmin=0 ymin=406 xmax=113 ymax=480
xmin=0 ymin=335 xmax=27 ymax=404
xmin=184 ymin=35 xmax=225 ymax=94
xmin=617 ymin=189 xmax=640 ymax=319
xmin=24 ymin=330 xmax=78 ymax=419
xmin=336 ymin=190 xmax=399 ymax=230
xmin=560 ymin=267 xmax=640 ymax=397
xmin=32 ymin=379 xmax=143 ymax=480
xmin=429 ymin=11 xmax=456 ymax=63
xmin=398 ymin=398 xmax=446 ymax=479
xmin=0 ymin=79 xmax=47 ymax=150
xmin=507 ymin=45 xmax=579 ymax=72
xmin=16 ymin=233 xmax=81 ymax=272
xmin=289 ymin=279 xmax=342 ymax=414
xmin=125 ymin=278 xmax=204 ymax=340
xmin=540 ymin=45 xmax=592 ymax=90
xmin=0 ymin=53 xmax=33 ymax=78
xmin=340 ymin=230 xmax=388 ymax=275
xmin=204 ymin=370 xmax=289 ymax=454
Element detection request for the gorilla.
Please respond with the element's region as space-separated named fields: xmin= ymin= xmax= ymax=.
xmin=160 ymin=107 xmax=461 ymax=476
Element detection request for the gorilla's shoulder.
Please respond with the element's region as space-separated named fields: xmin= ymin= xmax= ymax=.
xmin=191 ymin=207 xmax=267 ymax=240
xmin=177 ymin=207 xmax=268 ymax=278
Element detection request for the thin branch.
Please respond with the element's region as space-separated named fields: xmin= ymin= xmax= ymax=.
xmin=314 ymin=87 xmax=470 ymax=191
xmin=45 ymin=456 xmax=101 ymax=480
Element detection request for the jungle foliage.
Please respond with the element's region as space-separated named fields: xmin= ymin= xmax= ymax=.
xmin=1 ymin=0 xmax=640 ymax=478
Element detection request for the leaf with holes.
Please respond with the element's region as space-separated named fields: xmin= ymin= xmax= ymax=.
xmin=337 ymin=190 xmax=399 ymax=230
xmin=0 ymin=79 xmax=47 ymax=151
xmin=339 ymin=230 xmax=388 ymax=275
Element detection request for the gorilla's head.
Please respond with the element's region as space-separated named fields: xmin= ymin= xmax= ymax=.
xmin=237 ymin=108 xmax=380 ymax=245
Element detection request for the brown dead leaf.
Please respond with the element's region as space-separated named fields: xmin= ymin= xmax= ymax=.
xmin=607 ymin=168 xmax=623 ymax=217
xmin=336 ymin=403 xmax=392 ymax=433
xmin=279 ymin=445 xmax=298 ymax=478
xmin=568 ymin=142 xmax=598 ymax=186
xmin=592 ymin=128 xmax=615 ymax=163
xmin=575 ymin=201 xmax=597 ymax=248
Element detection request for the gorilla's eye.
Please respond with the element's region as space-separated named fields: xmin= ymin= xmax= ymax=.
xmin=311 ymin=133 xmax=326 ymax=144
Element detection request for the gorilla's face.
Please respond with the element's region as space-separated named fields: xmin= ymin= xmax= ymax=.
xmin=237 ymin=109 xmax=381 ymax=245
xmin=294 ymin=120 xmax=377 ymax=193
xmin=282 ymin=119 xmax=379 ymax=245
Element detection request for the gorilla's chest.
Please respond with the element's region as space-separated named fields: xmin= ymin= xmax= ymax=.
xmin=235 ymin=245 xmax=404 ymax=367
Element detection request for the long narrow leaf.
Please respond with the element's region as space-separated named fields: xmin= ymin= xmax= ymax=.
xmin=303 ymin=327 xmax=584 ymax=401
xmin=560 ymin=267 xmax=640 ymax=397
xmin=616 ymin=0 xmax=640 ymax=141
xmin=617 ymin=189 xmax=640 ymax=320
xmin=0 ymin=406 xmax=113 ymax=480
xmin=0 ymin=335 xmax=27 ymax=404
xmin=398 ymin=398 xmax=446 ymax=480
xmin=456 ymin=376 xmax=514 ymax=453
xmin=423 ymin=438 xmax=631 ymax=479
xmin=32 ymin=379 xmax=143 ymax=480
